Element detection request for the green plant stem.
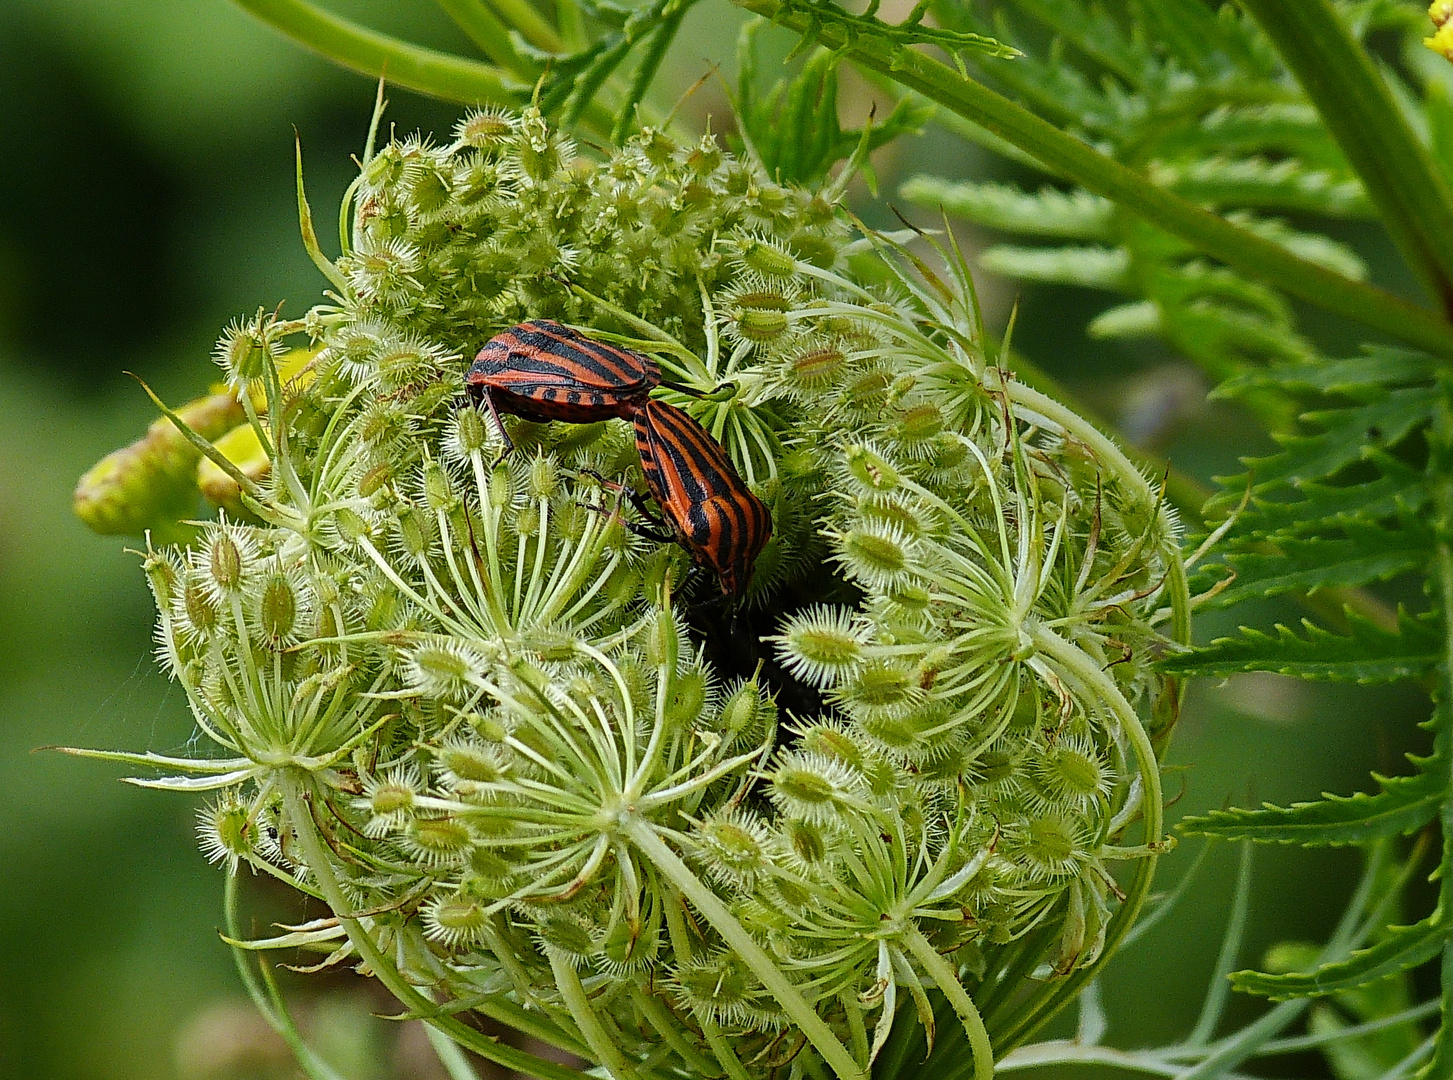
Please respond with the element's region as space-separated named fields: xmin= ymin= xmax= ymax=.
xmin=901 ymin=927 xmax=993 ymax=1080
xmin=280 ymin=775 xmax=587 ymax=1080
xmin=223 ymin=873 xmax=352 ymax=1080
xmin=730 ymin=0 xmax=1453 ymax=359
xmin=1238 ymin=0 xmax=1453 ymax=317
xmin=481 ymin=0 xmax=563 ymax=52
xmin=624 ymin=820 xmax=867 ymax=1080
xmin=1007 ymin=380 xmax=1192 ymax=647
xmin=433 ymin=0 xmax=534 ymax=75
xmin=232 ymin=0 xmax=518 ymax=101
xmin=549 ymin=951 xmax=639 ymax=1080
xmin=425 ymin=1024 xmax=484 ymax=1080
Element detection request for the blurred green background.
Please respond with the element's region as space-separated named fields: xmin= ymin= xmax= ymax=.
xmin=0 ymin=2 xmax=1428 ymax=1077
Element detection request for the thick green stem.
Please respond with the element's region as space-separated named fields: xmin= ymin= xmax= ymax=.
xmin=625 ymin=820 xmax=867 ymax=1080
xmin=1238 ymin=0 xmax=1453 ymax=317
xmin=549 ymin=951 xmax=640 ymax=1080
xmin=232 ymin=0 xmax=519 ymax=103
xmin=433 ymin=0 xmax=535 ymax=75
xmin=730 ymin=0 xmax=1453 ymax=358
xmin=280 ymin=776 xmax=586 ymax=1080
xmin=901 ymin=927 xmax=993 ymax=1080
xmin=482 ymin=0 xmax=564 ymax=52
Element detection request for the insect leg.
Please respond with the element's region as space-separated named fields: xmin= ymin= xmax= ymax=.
xmin=479 ymin=388 xmax=515 ymax=454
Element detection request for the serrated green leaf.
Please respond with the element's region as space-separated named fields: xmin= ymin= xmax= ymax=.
xmin=900 ymin=178 xmax=1115 ymax=239
xmin=1192 ymin=527 xmax=1431 ymax=608
xmin=1088 ymin=301 xmax=1160 ymax=339
xmin=1152 ymin=103 xmax=1348 ymax=170
xmin=1229 ymin=916 xmax=1448 ymax=1000
xmin=979 ymin=244 xmax=1130 ymax=288
xmin=1178 ymin=759 xmax=1444 ymax=846
xmin=1228 ymin=212 xmax=1368 ymax=280
xmin=1230 ymin=387 xmax=1438 ymax=495
xmin=1003 ymin=0 xmax=1150 ymax=85
xmin=1162 ymin=609 xmax=1441 ymax=683
xmin=1151 ymin=156 xmax=1373 ymax=217
xmin=1217 ymin=463 xmax=1428 ymax=542
xmin=1217 ymin=349 xmax=1438 ymax=397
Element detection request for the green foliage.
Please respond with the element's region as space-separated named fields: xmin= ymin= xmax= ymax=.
xmin=1161 ymin=610 xmax=1441 ymax=684
xmin=733 ymin=21 xmax=931 ymax=189
xmin=80 ymin=0 xmax=1453 ymax=1077
xmin=1231 ymin=916 xmax=1451 ymax=1002
xmin=1179 ymin=743 xmax=1445 ymax=846
xmin=897 ymin=0 xmax=1452 ymax=391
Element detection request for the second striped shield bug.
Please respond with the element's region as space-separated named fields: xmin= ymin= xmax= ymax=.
xmin=628 ymin=399 xmax=773 ymax=598
xmin=466 ymin=320 xmax=667 ymax=451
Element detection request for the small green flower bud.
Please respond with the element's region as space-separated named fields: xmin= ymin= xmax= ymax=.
xmin=841 ymin=661 xmax=919 ymax=709
xmin=468 ymin=711 xmax=510 ymax=743
xmin=839 ymin=369 xmax=892 ymax=413
xmin=769 ymin=750 xmax=862 ymax=824
xmin=599 ymin=913 xmax=659 ymax=972
xmin=393 ymin=505 xmax=434 ymax=560
xmin=421 ymin=461 xmax=455 ymax=512
xmin=525 ymin=454 xmax=559 ymax=500
xmin=716 ymin=678 xmax=772 ymax=746
xmin=332 ymin=506 xmax=373 ymax=544
xmin=780 ymin=817 xmax=830 ymax=867
xmin=143 ymin=550 xmax=182 ymax=609
xmin=836 ymin=523 xmax=914 ymax=588
xmin=455 ymin=107 xmax=516 ymax=151
xmin=177 ymin=575 xmax=220 ymax=637
xmin=774 ymin=605 xmax=867 ymax=687
xmin=357 ymin=463 xmax=392 ymax=500
xmin=696 ymin=809 xmax=769 ymax=886
xmin=466 ymin=847 xmax=517 ymax=886
xmin=783 ymin=343 xmax=847 ymax=395
xmin=738 ymin=236 xmax=798 ymax=278
xmin=214 ymin=314 xmax=281 ymax=386
xmin=534 ymin=913 xmax=595 ymax=966
xmin=196 ymin=795 xmax=257 ymax=869
xmin=452 ymin=406 xmax=489 ymax=456
xmin=424 ymin=892 xmax=489 ymax=948
xmin=437 ymin=738 xmax=506 ymax=785
xmin=643 ymin=607 xmax=683 ymax=670
xmin=734 ymin=304 xmax=790 ymax=343
xmin=685 ymin=134 xmax=722 ymax=176
xmin=404 ymin=639 xmax=480 ymax=701
xmin=843 ymin=444 xmax=900 ymax=492
xmin=514 ymin=503 xmax=541 ymax=538
xmin=672 ymin=954 xmax=758 ymax=1024
xmin=894 ymin=401 xmax=946 ymax=446
xmin=209 ymin=534 xmax=245 ymax=594
xmin=667 ymin=665 xmax=710 ymax=727
xmin=255 ymin=570 xmax=302 ymax=645
xmin=405 ymin=816 xmax=475 ymax=866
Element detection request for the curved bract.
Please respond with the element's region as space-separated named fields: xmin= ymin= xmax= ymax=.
xmin=78 ymin=109 xmax=1188 ymax=1080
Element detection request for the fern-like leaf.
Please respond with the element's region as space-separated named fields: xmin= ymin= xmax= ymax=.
xmin=1162 ymin=609 xmax=1441 ymax=683
xmin=1178 ymin=755 xmax=1445 ymax=848
xmin=897 ymin=178 xmax=1114 ymax=239
xmin=1191 ymin=527 xmax=1432 ymax=609
xmin=1229 ymin=916 xmax=1449 ymax=1001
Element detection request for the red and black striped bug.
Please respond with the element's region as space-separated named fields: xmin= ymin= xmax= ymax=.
xmin=625 ymin=399 xmax=773 ymax=598
xmin=466 ymin=320 xmax=669 ymax=451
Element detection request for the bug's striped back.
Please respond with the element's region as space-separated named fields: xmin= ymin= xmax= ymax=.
xmin=467 ymin=320 xmax=660 ymax=412
xmin=632 ymin=399 xmax=772 ymax=595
